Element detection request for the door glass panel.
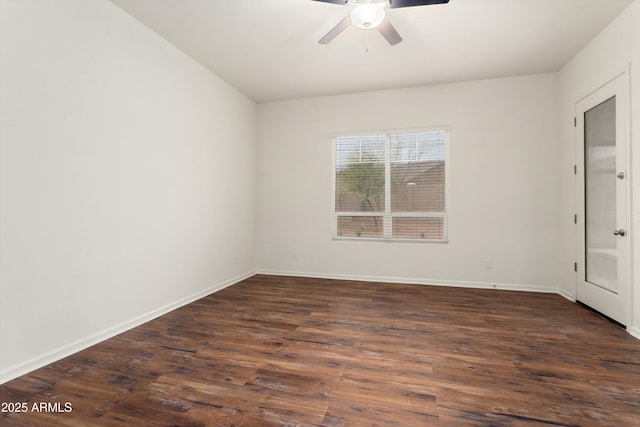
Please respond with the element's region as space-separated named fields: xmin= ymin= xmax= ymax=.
xmin=584 ymin=96 xmax=617 ymax=292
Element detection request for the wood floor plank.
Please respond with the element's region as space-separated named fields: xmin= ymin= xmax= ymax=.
xmin=2 ymin=274 xmax=640 ymax=426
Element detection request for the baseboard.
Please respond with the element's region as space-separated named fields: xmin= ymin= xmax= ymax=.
xmin=628 ymin=326 xmax=640 ymax=340
xmin=557 ymin=288 xmax=576 ymax=302
xmin=0 ymin=270 xmax=256 ymax=385
xmin=256 ymin=269 xmax=558 ymax=294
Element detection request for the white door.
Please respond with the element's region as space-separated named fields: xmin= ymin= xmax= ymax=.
xmin=576 ymin=72 xmax=630 ymax=327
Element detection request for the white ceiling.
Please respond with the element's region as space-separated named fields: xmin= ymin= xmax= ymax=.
xmin=110 ymin=0 xmax=633 ymax=102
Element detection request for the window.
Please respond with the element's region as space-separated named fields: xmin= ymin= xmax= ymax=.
xmin=332 ymin=129 xmax=449 ymax=241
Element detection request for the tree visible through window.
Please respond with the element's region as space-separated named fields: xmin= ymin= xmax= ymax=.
xmin=332 ymin=129 xmax=449 ymax=241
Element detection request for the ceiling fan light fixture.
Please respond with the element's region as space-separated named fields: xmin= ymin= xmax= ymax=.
xmin=350 ymin=3 xmax=386 ymax=29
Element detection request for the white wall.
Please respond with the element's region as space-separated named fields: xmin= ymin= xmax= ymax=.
xmin=559 ymin=0 xmax=640 ymax=336
xmin=0 ymin=0 xmax=256 ymax=383
xmin=256 ymin=74 xmax=562 ymax=291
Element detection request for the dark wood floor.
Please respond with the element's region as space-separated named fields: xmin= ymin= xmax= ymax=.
xmin=2 ymin=275 xmax=640 ymax=426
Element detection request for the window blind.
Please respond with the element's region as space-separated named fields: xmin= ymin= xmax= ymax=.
xmin=390 ymin=131 xmax=447 ymax=239
xmin=334 ymin=135 xmax=386 ymax=238
xmin=332 ymin=129 xmax=448 ymax=241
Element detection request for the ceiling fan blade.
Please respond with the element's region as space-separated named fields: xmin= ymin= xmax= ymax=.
xmin=319 ymin=15 xmax=352 ymax=45
xmin=389 ymin=0 xmax=449 ymax=8
xmin=378 ymin=18 xmax=402 ymax=45
xmin=310 ymin=0 xmax=348 ymax=5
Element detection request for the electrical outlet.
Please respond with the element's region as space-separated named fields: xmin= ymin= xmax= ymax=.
xmin=483 ymin=258 xmax=493 ymax=270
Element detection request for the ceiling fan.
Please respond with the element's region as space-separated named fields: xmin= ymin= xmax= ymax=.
xmin=313 ymin=0 xmax=450 ymax=46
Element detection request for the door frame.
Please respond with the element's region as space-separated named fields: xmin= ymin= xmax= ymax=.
xmin=574 ymin=68 xmax=632 ymax=327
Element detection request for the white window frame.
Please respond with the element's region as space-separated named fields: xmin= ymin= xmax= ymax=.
xmin=331 ymin=126 xmax=450 ymax=243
